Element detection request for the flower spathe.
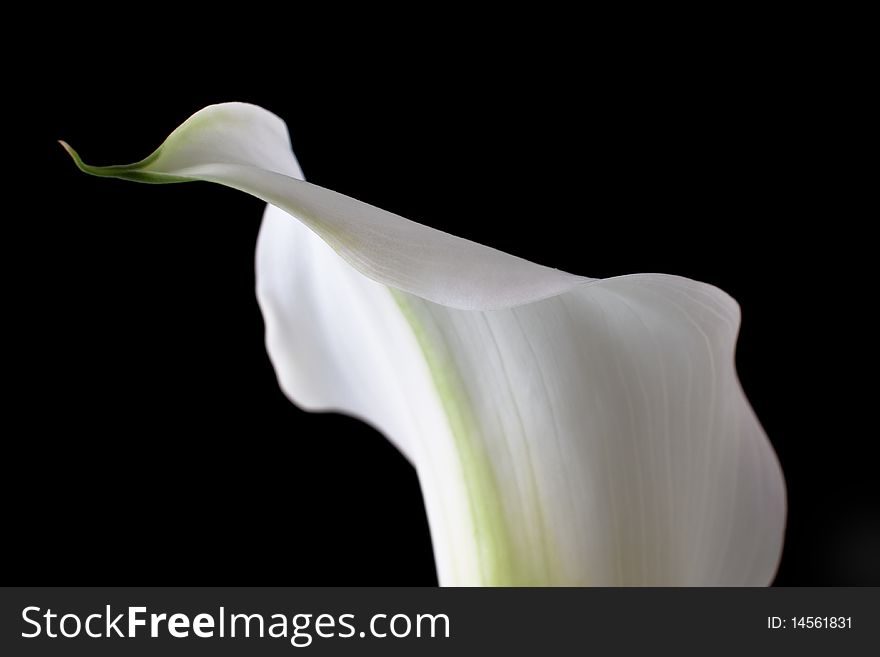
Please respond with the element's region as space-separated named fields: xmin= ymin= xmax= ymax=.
xmin=63 ymin=103 xmax=786 ymax=585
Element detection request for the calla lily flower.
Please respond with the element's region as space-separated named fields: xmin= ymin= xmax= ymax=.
xmin=63 ymin=102 xmax=785 ymax=586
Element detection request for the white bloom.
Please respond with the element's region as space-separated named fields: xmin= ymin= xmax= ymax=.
xmin=63 ymin=103 xmax=786 ymax=585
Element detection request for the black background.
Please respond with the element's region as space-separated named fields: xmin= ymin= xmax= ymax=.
xmin=7 ymin=18 xmax=876 ymax=586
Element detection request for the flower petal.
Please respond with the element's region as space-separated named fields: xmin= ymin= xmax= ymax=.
xmin=62 ymin=102 xmax=585 ymax=310
xmin=258 ymin=206 xmax=786 ymax=584
xmin=65 ymin=103 xmax=786 ymax=585
xmin=256 ymin=203 xmax=481 ymax=581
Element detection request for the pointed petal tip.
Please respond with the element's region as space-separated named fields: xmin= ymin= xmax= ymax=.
xmin=58 ymin=139 xmax=189 ymax=184
xmin=58 ymin=140 xmax=107 ymax=178
xmin=58 ymin=139 xmax=86 ymax=171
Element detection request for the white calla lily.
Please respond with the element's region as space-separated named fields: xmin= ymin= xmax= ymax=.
xmin=63 ymin=102 xmax=786 ymax=586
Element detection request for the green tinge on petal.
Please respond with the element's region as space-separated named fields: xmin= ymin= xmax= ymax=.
xmin=59 ymin=141 xmax=191 ymax=184
xmin=394 ymin=290 xmax=530 ymax=585
xmin=393 ymin=289 xmax=570 ymax=585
